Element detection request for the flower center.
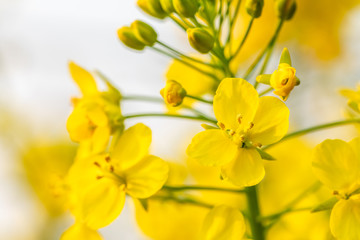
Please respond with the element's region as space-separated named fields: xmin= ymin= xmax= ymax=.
xmin=93 ymin=156 xmax=126 ymax=187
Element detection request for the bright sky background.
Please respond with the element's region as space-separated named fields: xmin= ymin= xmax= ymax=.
xmin=0 ymin=0 xmax=360 ymax=239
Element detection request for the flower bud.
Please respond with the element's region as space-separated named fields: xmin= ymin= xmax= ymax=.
xmin=187 ymin=28 xmax=214 ymax=54
xmin=160 ymin=80 xmax=187 ymax=107
xmin=270 ymin=63 xmax=298 ymax=101
xmin=173 ymin=0 xmax=199 ymax=18
xmin=137 ymin=0 xmax=167 ymax=19
xmin=131 ymin=20 xmax=157 ymax=46
xmin=160 ymin=0 xmax=175 ymax=13
xmin=275 ymin=0 xmax=296 ymax=20
xmin=117 ymin=26 xmax=146 ymax=51
xmin=245 ymin=0 xmax=264 ymax=18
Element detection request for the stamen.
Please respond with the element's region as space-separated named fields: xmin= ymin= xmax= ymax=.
xmin=281 ymin=78 xmax=289 ymax=85
xmin=333 ymin=190 xmax=339 ymax=196
xmin=105 ymin=156 xmax=111 ymax=163
xmin=110 ymin=165 xmax=114 ymax=172
xmin=218 ymin=122 xmax=225 ymax=130
xmin=248 ymin=122 xmax=254 ymax=129
xmin=253 ymin=143 xmax=262 ymax=148
xmin=96 ymin=175 xmax=104 ymax=180
xmin=94 ymin=162 xmax=101 ymax=168
xmin=229 ymin=129 xmax=236 ymax=136
xmin=236 ymin=114 xmax=243 ymax=124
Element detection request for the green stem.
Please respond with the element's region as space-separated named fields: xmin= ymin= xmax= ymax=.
xmin=229 ymin=17 xmax=254 ymax=62
xmin=259 ymin=87 xmax=273 ymax=97
xmin=226 ymin=0 xmax=243 ymax=55
xmin=246 ymin=186 xmax=265 ymax=240
xmin=263 ymin=118 xmax=360 ymax=150
xmin=169 ymin=14 xmax=188 ymax=30
xmin=156 ymin=40 xmax=222 ymax=69
xmin=121 ymin=113 xmax=217 ymax=125
xmin=150 ymin=195 xmax=212 ymax=209
xmin=244 ymin=20 xmax=284 ymax=81
xmin=163 ymin=185 xmax=246 ymax=194
xmin=150 ymin=47 xmax=220 ymax=82
xmin=121 ymin=95 xmax=210 ymax=117
xmin=186 ymin=94 xmax=213 ymax=104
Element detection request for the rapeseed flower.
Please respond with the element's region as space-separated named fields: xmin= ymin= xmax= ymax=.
xmin=62 ymin=123 xmax=169 ymax=239
xmin=312 ymin=138 xmax=360 ymax=239
xmin=187 ymin=78 xmax=289 ymax=187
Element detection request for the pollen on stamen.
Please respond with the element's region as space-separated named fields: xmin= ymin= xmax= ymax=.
xmin=105 ymin=156 xmax=111 ymax=162
xmin=249 ymin=122 xmax=254 ymax=129
xmin=236 ymin=114 xmax=243 ymax=124
xmin=333 ymin=190 xmax=339 ymax=196
xmin=94 ymin=162 xmax=101 ymax=168
xmin=229 ymin=129 xmax=236 ymax=136
xmin=218 ymin=122 xmax=225 ymax=130
xmin=253 ymin=143 xmax=262 ymax=148
xmin=110 ymin=165 xmax=114 ymax=172
xmin=96 ymin=175 xmax=104 ymax=180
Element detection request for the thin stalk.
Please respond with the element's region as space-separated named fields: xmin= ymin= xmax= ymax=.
xmin=186 ymin=94 xmax=213 ymax=104
xmin=169 ymin=14 xmax=188 ymax=30
xmin=263 ymin=118 xmax=360 ymax=150
xmin=246 ymin=186 xmax=265 ymax=240
xmin=150 ymin=195 xmax=212 ymax=209
xmin=121 ymin=113 xmax=217 ymax=125
xmin=244 ymin=20 xmax=284 ymax=81
xmin=259 ymin=87 xmax=273 ymax=97
xmin=156 ymin=40 xmax=222 ymax=69
xmin=163 ymin=185 xmax=246 ymax=194
xmin=229 ymin=17 xmax=254 ymax=61
xmin=121 ymin=95 xmax=210 ymax=118
xmin=225 ymin=0 xmax=241 ymax=51
xmin=150 ymin=47 xmax=220 ymax=82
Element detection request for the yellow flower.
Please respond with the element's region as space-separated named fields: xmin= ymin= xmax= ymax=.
xmin=66 ymin=62 xmax=122 ymax=154
xmin=61 ymin=223 xmax=102 ymax=240
xmin=160 ymin=80 xmax=187 ymax=107
xmin=200 ymin=205 xmax=246 ymax=240
xmin=270 ymin=63 xmax=297 ymax=101
xmin=340 ymin=84 xmax=360 ymax=113
xmin=312 ymin=138 xmax=360 ymax=239
xmin=64 ymin=123 xmax=168 ymax=234
xmin=187 ymin=78 xmax=289 ymax=187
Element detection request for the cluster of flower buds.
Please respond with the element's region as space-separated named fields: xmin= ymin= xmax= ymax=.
xmin=118 ymin=20 xmax=157 ymax=50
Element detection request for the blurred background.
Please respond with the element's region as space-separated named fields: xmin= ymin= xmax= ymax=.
xmin=0 ymin=0 xmax=360 ymax=239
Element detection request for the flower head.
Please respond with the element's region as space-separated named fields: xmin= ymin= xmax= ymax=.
xmin=187 ymin=78 xmax=289 ymax=186
xmin=312 ymin=138 xmax=360 ymax=239
xmin=160 ymin=80 xmax=187 ymax=107
xmin=63 ymin=123 xmax=169 ymax=237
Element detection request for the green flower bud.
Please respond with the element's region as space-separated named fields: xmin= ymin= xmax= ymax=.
xmin=275 ymin=0 xmax=296 ymax=20
xmin=137 ymin=0 xmax=167 ymax=19
xmin=160 ymin=0 xmax=175 ymax=13
xmin=117 ymin=26 xmax=146 ymax=51
xmin=173 ymin=0 xmax=199 ymax=18
xmin=245 ymin=0 xmax=264 ymax=18
xmin=187 ymin=28 xmax=214 ymax=54
xmin=131 ymin=20 xmax=157 ymax=46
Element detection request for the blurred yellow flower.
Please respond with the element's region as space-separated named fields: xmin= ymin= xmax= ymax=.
xmin=66 ymin=62 xmax=122 ymax=155
xmin=200 ymin=205 xmax=246 ymax=240
xmin=312 ymin=138 xmax=360 ymax=239
xmin=187 ymin=78 xmax=289 ymax=186
xmin=63 ymin=123 xmax=168 ymax=236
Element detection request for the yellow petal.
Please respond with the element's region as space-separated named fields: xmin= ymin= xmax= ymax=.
xmin=187 ymin=129 xmax=238 ymax=167
xmin=214 ymin=78 xmax=259 ymax=130
xmin=221 ymin=148 xmax=265 ymax=187
xmin=69 ymin=62 xmax=98 ymax=96
xmin=80 ymin=178 xmax=126 ymax=229
xmin=330 ymin=198 xmax=360 ymax=240
xmin=312 ymin=139 xmax=360 ymax=192
xmin=249 ymin=96 xmax=289 ymax=145
xmin=91 ymin=126 xmax=110 ymax=154
xmin=61 ymin=223 xmax=103 ymax=240
xmin=200 ymin=205 xmax=246 ymax=240
xmin=111 ymin=123 xmax=151 ymax=170
xmin=66 ymin=107 xmax=93 ymax=142
xmin=87 ymin=105 xmax=108 ymax=127
xmin=125 ymin=155 xmax=169 ymax=199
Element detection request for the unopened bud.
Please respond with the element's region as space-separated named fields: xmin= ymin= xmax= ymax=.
xmin=275 ymin=0 xmax=296 ymax=20
xmin=117 ymin=26 xmax=146 ymax=51
xmin=137 ymin=0 xmax=167 ymax=19
xmin=160 ymin=0 xmax=175 ymax=13
xmin=173 ymin=0 xmax=199 ymax=18
xmin=245 ymin=0 xmax=264 ymax=18
xmin=160 ymin=80 xmax=187 ymax=107
xmin=187 ymin=28 xmax=214 ymax=54
xmin=131 ymin=20 xmax=157 ymax=46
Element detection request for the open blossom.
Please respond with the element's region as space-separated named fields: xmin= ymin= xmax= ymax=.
xmin=187 ymin=78 xmax=289 ymax=187
xmin=61 ymin=123 xmax=169 ymax=239
xmin=312 ymin=138 xmax=360 ymax=240
xmin=66 ymin=62 xmax=122 ymax=154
